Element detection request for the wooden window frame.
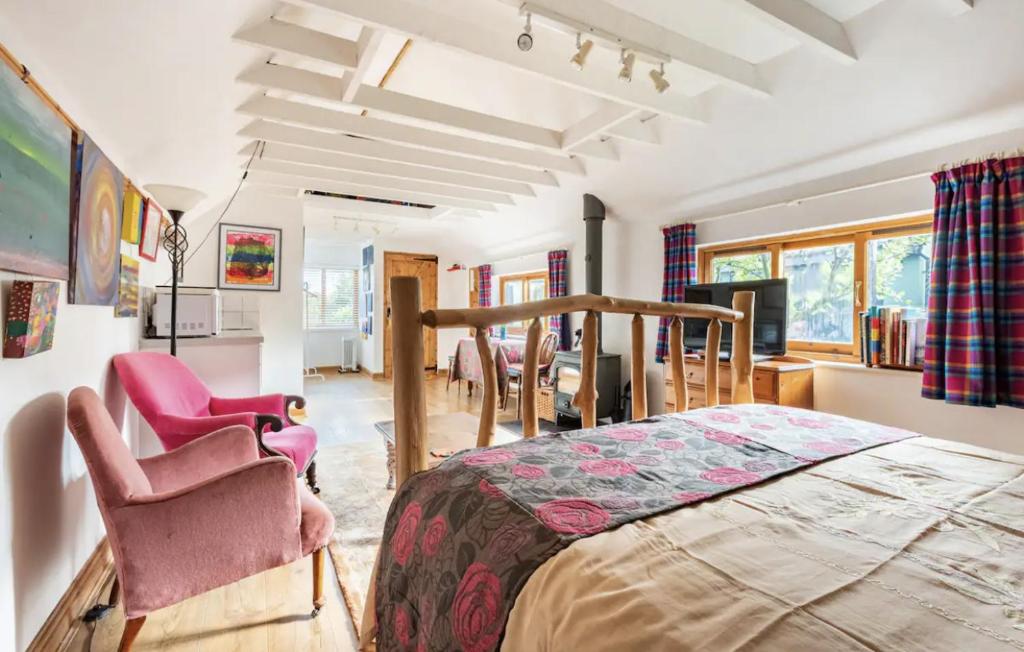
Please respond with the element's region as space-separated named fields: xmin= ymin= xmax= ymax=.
xmin=499 ymin=271 xmax=549 ymax=335
xmin=697 ymin=214 xmax=932 ymax=363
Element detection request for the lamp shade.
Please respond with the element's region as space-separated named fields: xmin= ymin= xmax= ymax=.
xmin=144 ymin=184 xmax=206 ymax=213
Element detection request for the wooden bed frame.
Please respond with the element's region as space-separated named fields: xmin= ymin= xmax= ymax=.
xmin=360 ymin=276 xmax=756 ymax=645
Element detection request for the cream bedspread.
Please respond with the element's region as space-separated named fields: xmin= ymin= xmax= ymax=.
xmin=503 ymin=436 xmax=1024 ymax=651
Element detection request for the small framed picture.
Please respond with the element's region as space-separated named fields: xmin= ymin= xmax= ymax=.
xmin=139 ymin=198 xmax=163 ymax=262
xmin=217 ymin=223 xmax=282 ymax=292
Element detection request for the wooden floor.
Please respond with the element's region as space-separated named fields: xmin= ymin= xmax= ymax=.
xmin=71 ymin=371 xmax=518 ymax=652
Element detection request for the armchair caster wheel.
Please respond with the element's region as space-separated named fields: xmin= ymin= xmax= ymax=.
xmin=312 ymin=486 xmax=321 ymax=495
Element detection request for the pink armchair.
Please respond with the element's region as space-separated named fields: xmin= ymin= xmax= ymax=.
xmin=67 ymin=386 xmax=334 ymax=651
xmin=112 ymin=351 xmax=319 ymax=492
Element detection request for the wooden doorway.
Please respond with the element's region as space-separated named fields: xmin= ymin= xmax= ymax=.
xmin=383 ymin=251 xmax=438 ymax=379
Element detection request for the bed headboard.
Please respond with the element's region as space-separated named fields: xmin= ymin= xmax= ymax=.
xmin=388 ymin=276 xmax=755 ymax=488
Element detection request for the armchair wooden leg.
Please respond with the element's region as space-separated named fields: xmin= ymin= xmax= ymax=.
xmin=118 ymin=616 xmax=146 ymax=652
xmin=312 ymin=547 xmax=326 ymax=618
xmin=305 ymin=460 xmax=320 ymax=494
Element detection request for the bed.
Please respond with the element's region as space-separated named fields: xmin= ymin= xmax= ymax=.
xmin=363 ymin=278 xmax=1024 ymax=651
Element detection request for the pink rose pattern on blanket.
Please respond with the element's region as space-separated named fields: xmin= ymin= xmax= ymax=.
xmin=375 ymin=405 xmax=917 ymax=652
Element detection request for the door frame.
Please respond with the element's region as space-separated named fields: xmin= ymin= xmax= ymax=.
xmin=383 ymin=251 xmax=439 ymax=379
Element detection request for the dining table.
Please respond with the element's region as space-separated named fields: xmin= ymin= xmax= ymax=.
xmin=450 ymin=336 xmax=527 ymax=398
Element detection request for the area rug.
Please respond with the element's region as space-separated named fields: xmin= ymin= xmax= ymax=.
xmin=316 ymin=440 xmax=393 ymax=636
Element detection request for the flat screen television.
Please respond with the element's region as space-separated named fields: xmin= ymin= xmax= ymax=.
xmin=683 ymin=279 xmax=788 ymax=358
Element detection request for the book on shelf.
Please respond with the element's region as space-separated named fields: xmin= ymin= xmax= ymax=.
xmin=860 ymin=306 xmax=926 ymax=368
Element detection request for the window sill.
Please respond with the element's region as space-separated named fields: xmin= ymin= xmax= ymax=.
xmin=814 ymin=359 xmax=924 ymax=376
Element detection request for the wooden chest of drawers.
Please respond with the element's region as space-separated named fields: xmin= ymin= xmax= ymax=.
xmin=664 ymin=355 xmax=814 ymax=412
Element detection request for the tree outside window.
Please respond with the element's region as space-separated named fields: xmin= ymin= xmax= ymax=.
xmin=711 ymin=252 xmax=771 ymax=283
xmin=783 ymin=243 xmax=854 ymax=344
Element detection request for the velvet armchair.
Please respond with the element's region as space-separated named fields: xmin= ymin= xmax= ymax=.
xmin=112 ymin=351 xmax=319 ymax=492
xmin=67 ymin=386 xmax=334 ymax=651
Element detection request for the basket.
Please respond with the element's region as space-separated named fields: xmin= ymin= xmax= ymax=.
xmin=537 ymin=386 xmax=556 ymax=422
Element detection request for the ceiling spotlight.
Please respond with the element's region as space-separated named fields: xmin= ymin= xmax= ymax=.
xmin=618 ymin=49 xmax=636 ymax=83
xmin=650 ymin=62 xmax=670 ymax=93
xmin=517 ymin=12 xmax=533 ymax=51
xmin=569 ymin=33 xmax=593 ymax=71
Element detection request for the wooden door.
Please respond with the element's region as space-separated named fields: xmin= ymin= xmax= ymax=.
xmin=383 ymin=252 xmax=438 ymax=378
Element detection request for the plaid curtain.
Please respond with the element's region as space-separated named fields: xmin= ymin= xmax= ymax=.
xmin=655 ymin=223 xmax=698 ymax=363
xmin=547 ymin=249 xmax=570 ymax=350
xmin=923 ymin=156 xmax=1024 ymax=408
xmin=477 ymin=264 xmax=492 ymax=308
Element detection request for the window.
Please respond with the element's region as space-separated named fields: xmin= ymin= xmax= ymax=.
xmin=303 ymin=266 xmax=359 ymax=329
xmin=499 ymin=271 xmax=548 ymax=334
xmin=697 ymin=214 xmax=932 ymax=362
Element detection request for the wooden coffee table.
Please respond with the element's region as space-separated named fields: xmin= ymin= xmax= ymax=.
xmin=377 ymin=411 xmax=519 ymax=489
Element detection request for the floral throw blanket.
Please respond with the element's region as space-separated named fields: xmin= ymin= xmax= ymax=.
xmin=375 ymin=405 xmax=918 ymax=651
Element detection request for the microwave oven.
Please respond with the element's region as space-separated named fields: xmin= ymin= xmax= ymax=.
xmin=153 ymin=287 xmax=221 ymax=337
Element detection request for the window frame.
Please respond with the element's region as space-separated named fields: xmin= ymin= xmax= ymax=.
xmin=499 ymin=270 xmax=549 ymax=335
xmin=697 ymin=214 xmax=931 ymax=362
xmin=302 ymin=265 xmax=360 ymax=331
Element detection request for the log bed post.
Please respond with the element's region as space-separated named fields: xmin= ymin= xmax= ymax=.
xmin=704 ymin=319 xmax=722 ymax=408
xmin=630 ymin=314 xmax=647 ymax=419
xmin=573 ymin=310 xmax=599 ymax=428
xmin=390 ymin=276 xmax=429 ymax=485
xmin=668 ymin=317 xmax=688 ymax=411
xmin=521 ymin=318 xmax=542 ymax=438
xmin=730 ymin=291 xmax=755 ymax=404
xmin=475 ymin=328 xmax=499 ymax=447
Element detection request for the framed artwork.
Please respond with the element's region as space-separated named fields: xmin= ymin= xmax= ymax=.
xmin=139 ymin=197 xmax=163 ymax=262
xmin=218 ymin=223 xmax=282 ymax=291
xmin=0 ymin=60 xmax=74 ymax=279
xmin=3 ymin=280 xmax=60 ymax=358
xmin=71 ymin=135 xmax=124 ymax=305
xmin=121 ymin=182 xmax=144 ymax=244
xmin=116 ymin=254 xmax=139 ymax=318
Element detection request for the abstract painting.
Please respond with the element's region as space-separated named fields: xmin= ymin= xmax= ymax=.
xmin=218 ymin=223 xmax=282 ymax=291
xmin=0 ymin=61 xmax=74 ymax=279
xmin=71 ymin=135 xmax=123 ymax=305
xmin=3 ymin=280 xmax=60 ymax=358
xmin=121 ymin=182 xmax=143 ymax=244
xmin=116 ymin=254 xmax=139 ymax=318
xmin=138 ymin=197 xmax=163 ymax=261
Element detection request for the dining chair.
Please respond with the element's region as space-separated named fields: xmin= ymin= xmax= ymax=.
xmin=503 ymin=332 xmax=559 ymax=417
xmin=66 ymin=386 xmax=334 ymax=652
xmin=112 ymin=352 xmax=320 ymax=492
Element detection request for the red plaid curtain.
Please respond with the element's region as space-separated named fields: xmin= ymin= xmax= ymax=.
xmin=923 ymin=156 xmax=1024 ymax=408
xmin=656 ymin=224 xmax=698 ymax=363
xmin=477 ymin=264 xmax=492 ymax=308
xmin=547 ymin=250 xmax=570 ymax=350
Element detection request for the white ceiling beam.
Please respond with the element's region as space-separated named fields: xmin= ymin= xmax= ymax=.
xmin=733 ymin=0 xmax=857 ymax=64
xmin=561 ymin=105 xmax=638 ymax=149
xmin=237 ymin=62 xmax=345 ymax=101
xmin=233 ymin=18 xmax=358 ymax=69
xmin=568 ymin=138 xmax=617 ymax=161
xmin=239 ymin=120 xmax=559 ymax=186
xmin=519 ymin=0 xmax=770 ymax=97
xmin=604 ymin=116 xmax=659 ymax=145
xmin=934 ymin=0 xmax=973 ymax=15
xmin=246 ymin=169 xmax=497 ymax=212
xmin=343 ymin=27 xmax=385 ymax=102
xmin=351 ymin=85 xmax=563 ymax=150
xmin=290 ymin=0 xmax=711 ymax=121
xmin=242 ymin=140 xmax=536 ymax=196
xmin=237 ymin=96 xmax=584 ymax=174
xmin=246 ymin=157 xmax=516 ymax=204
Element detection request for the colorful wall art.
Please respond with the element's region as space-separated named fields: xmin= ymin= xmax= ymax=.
xmin=121 ymin=182 xmax=143 ymax=244
xmin=71 ymin=135 xmax=124 ymax=305
xmin=0 ymin=61 xmax=74 ymax=279
xmin=218 ymin=223 xmax=282 ymax=292
xmin=139 ymin=197 xmax=163 ymax=261
xmin=116 ymin=254 xmax=139 ymax=318
xmin=3 ymin=280 xmax=60 ymax=358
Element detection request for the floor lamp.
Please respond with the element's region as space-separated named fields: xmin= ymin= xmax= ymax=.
xmin=144 ymin=184 xmax=206 ymax=357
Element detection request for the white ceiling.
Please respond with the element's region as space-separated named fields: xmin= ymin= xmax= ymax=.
xmin=2 ymin=0 xmax=1022 ymax=258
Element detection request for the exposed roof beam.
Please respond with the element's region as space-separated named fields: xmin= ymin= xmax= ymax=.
xmin=343 ymin=27 xmax=385 ymax=102
xmin=237 ymin=61 xmax=345 ymax=100
xmin=246 ymin=169 xmax=497 ymax=212
xmin=561 ymin=105 xmax=637 ymax=149
xmin=733 ymin=0 xmax=856 ymax=64
xmin=290 ymin=0 xmax=711 ymax=121
xmin=519 ymin=0 xmax=770 ymax=97
xmin=237 ymin=96 xmax=583 ymax=174
xmin=303 ymin=192 xmax=441 ymax=219
xmin=238 ymin=120 xmax=558 ymax=186
xmin=246 ymin=157 xmax=516 ymax=204
xmin=233 ymin=18 xmax=358 ymax=69
xmin=604 ymin=116 xmax=659 ymax=145
xmin=568 ymin=139 xmax=617 ymax=161
xmin=934 ymin=0 xmax=973 ymax=15
xmin=241 ymin=140 xmax=536 ymax=196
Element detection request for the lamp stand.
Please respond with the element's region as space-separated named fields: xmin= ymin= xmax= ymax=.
xmin=163 ymin=209 xmax=188 ymax=356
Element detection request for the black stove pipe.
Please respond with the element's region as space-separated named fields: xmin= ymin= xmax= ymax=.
xmin=583 ymin=193 xmax=605 ymax=352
